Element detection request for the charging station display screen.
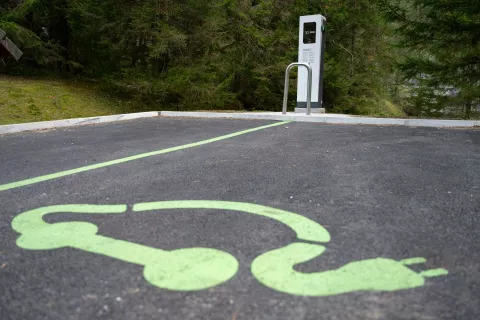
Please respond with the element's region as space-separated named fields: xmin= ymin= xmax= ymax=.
xmin=303 ymin=22 xmax=316 ymax=44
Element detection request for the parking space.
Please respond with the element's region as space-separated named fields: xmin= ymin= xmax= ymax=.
xmin=1 ymin=118 xmax=479 ymax=320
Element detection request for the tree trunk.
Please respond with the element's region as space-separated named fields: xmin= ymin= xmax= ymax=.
xmin=349 ymin=0 xmax=358 ymax=79
xmin=465 ymin=100 xmax=472 ymax=119
xmin=349 ymin=28 xmax=355 ymax=78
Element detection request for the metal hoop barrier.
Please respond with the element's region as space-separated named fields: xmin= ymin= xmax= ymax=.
xmin=282 ymin=62 xmax=313 ymax=115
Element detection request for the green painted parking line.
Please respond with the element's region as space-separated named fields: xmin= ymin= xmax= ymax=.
xmin=0 ymin=121 xmax=290 ymax=192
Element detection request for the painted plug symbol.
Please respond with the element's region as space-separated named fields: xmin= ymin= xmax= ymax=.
xmin=251 ymin=242 xmax=448 ymax=296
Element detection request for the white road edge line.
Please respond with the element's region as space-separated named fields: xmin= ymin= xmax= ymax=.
xmin=2 ymin=111 xmax=478 ymax=134
xmin=0 ymin=112 xmax=160 ymax=135
xmin=160 ymin=111 xmax=480 ymax=128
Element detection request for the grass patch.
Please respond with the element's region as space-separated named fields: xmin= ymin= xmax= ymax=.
xmin=0 ymin=76 xmax=145 ymax=125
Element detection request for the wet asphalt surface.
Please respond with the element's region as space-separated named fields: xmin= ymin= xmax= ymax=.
xmin=0 ymin=117 xmax=479 ymax=320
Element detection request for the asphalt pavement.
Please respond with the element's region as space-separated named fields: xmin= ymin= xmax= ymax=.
xmin=0 ymin=117 xmax=479 ymax=320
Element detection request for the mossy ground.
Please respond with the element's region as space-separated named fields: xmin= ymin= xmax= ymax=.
xmin=0 ymin=76 xmax=142 ymax=125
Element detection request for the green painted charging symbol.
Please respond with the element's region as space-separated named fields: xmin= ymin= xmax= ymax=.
xmin=12 ymin=201 xmax=447 ymax=296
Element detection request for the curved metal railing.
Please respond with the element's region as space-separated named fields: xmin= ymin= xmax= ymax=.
xmin=282 ymin=62 xmax=312 ymax=115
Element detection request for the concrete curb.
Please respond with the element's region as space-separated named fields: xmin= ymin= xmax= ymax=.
xmin=0 ymin=112 xmax=160 ymax=135
xmin=2 ymin=111 xmax=478 ymax=134
xmin=160 ymin=111 xmax=480 ymax=128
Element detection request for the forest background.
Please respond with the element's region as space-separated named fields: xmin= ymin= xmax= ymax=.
xmin=1 ymin=0 xmax=479 ymax=120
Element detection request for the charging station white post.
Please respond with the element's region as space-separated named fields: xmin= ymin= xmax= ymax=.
xmin=296 ymin=15 xmax=326 ymax=114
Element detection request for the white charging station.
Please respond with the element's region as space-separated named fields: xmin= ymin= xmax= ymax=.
xmin=296 ymin=15 xmax=326 ymax=113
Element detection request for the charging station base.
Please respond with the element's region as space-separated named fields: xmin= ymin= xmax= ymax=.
xmin=295 ymin=108 xmax=325 ymax=114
